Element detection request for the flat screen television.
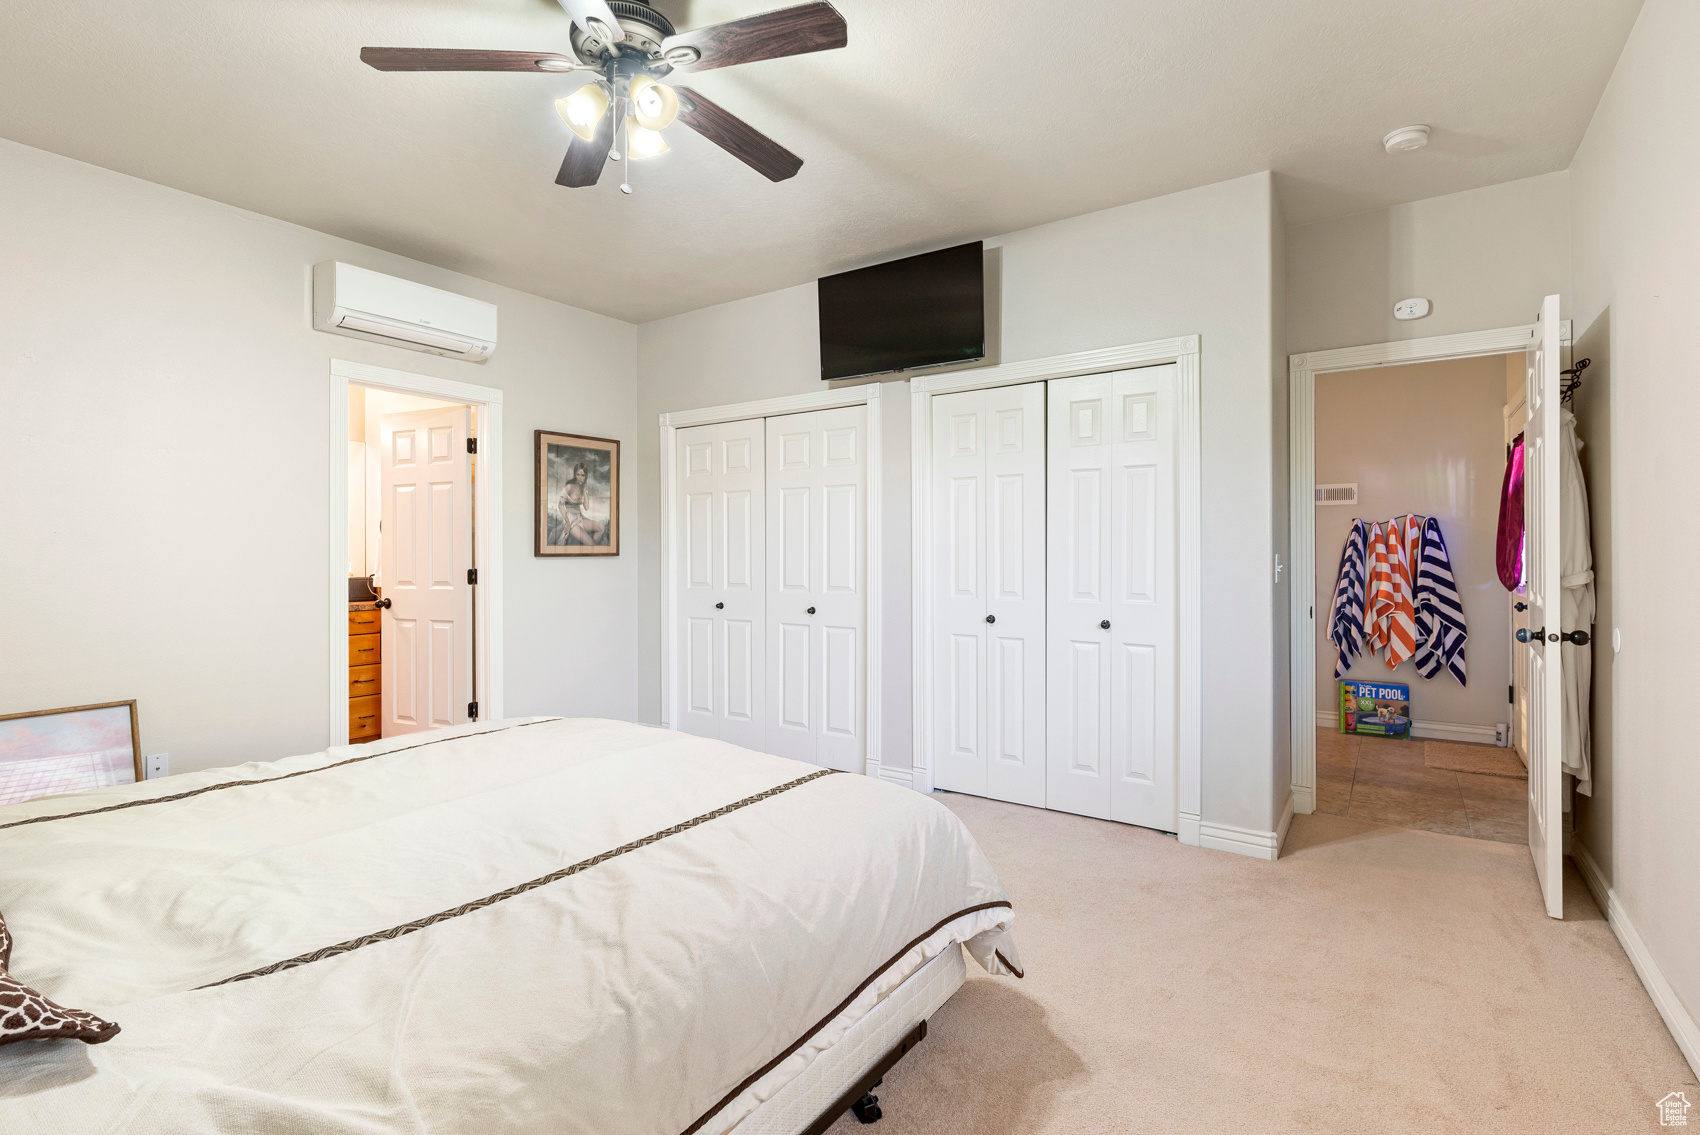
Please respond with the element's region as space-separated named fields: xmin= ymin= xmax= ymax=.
xmin=818 ymin=241 xmax=984 ymax=381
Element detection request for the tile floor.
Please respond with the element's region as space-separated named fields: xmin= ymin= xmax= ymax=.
xmin=1314 ymin=728 xmax=1528 ymax=843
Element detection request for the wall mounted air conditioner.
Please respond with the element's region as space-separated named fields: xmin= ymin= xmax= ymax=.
xmin=312 ymin=262 xmax=497 ymax=362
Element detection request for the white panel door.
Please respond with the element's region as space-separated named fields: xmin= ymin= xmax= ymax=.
xmin=1047 ymin=366 xmax=1178 ymax=830
xmin=763 ymin=405 xmax=867 ymax=772
xmin=381 ymin=406 xmax=472 ymax=737
xmin=1522 ymin=295 xmax=1564 ymax=919
xmin=931 ymin=383 xmax=1047 ymax=806
xmin=675 ymin=419 xmax=766 ymax=750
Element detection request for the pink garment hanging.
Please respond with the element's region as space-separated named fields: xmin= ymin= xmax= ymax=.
xmin=1496 ymin=433 xmax=1525 ymax=591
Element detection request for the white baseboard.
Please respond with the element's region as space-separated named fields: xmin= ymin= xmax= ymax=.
xmin=1314 ymin=710 xmax=1500 ymax=745
xmin=876 ymin=763 xmax=922 ymax=791
xmin=1197 ymin=793 xmax=1292 ymax=863
xmin=1177 ymin=814 xmax=1201 ymax=848
xmin=1292 ymin=783 xmax=1316 ymax=815
xmin=1573 ymin=841 xmax=1700 ymax=1080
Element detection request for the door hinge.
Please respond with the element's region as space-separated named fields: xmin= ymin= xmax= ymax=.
xmin=467 ymin=437 xmax=478 ymax=454
xmin=467 ymin=568 xmax=478 ymax=585
xmin=468 ymin=701 xmax=479 ymax=720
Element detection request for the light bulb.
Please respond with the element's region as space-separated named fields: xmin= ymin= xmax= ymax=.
xmin=627 ymin=75 xmax=679 ymax=130
xmin=628 ymin=124 xmax=670 ymax=159
xmin=555 ymin=83 xmax=610 ymax=143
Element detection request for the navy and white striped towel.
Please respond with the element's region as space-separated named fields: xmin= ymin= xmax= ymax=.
xmin=1328 ymin=519 xmax=1368 ymax=679
xmin=1413 ymin=516 xmax=1467 ymax=685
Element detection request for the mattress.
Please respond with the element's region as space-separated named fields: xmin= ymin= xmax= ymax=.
xmin=737 ymin=943 xmax=967 ymax=1135
xmin=0 ymin=718 xmax=1021 ymax=1135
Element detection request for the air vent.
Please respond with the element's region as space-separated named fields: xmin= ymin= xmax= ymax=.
xmin=1315 ymin=483 xmax=1358 ymax=506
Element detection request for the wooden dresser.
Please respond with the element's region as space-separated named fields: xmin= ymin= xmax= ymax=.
xmin=348 ymin=602 xmax=381 ymax=742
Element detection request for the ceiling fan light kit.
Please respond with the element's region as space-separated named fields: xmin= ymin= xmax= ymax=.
xmin=557 ymin=83 xmax=612 ymax=142
xmin=362 ymin=0 xmax=847 ymax=193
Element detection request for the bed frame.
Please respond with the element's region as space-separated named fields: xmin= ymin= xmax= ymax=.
xmin=735 ymin=944 xmax=966 ymax=1135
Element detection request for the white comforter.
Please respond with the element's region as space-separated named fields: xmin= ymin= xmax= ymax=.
xmin=0 ymin=719 xmax=1020 ymax=1134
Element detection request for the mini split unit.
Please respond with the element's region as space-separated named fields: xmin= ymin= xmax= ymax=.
xmin=312 ymin=261 xmax=498 ymax=362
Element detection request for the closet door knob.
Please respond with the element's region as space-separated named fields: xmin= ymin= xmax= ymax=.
xmin=1517 ymin=627 xmax=1545 ymax=644
xmin=374 ymin=598 xmax=392 ymax=609
xmin=1514 ymin=602 xmax=1527 ymax=612
xmin=807 ymin=607 xmax=816 ymax=615
xmin=1561 ymin=629 xmax=1590 ymax=646
xmin=1100 ymin=620 xmax=1111 ymax=630
xmin=714 ymin=602 xmax=724 ymax=609
xmin=985 ymin=615 xmax=996 ymax=624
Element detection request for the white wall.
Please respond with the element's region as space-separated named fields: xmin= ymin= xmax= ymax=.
xmin=0 ymin=139 xmax=641 ymax=775
xmin=1286 ymin=172 xmax=1572 ymax=356
xmin=1314 ymin=357 xmax=1513 ymax=731
xmin=1567 ymin=0 xmax=1700 ymax=1070
xmin=637 ymin=172 xmax=1284 ymax=833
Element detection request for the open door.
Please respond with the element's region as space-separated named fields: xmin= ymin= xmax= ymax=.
xmin=1521 ymin=295 xmax=1564 ymax=918
xmin=381 ymin=406 xmax=473 ymax=737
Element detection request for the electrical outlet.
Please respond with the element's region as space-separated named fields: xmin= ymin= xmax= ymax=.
xmin=145 ymin=752 xmax=169 ymax=780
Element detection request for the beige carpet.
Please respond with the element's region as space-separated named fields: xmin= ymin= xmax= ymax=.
xmin=1424 ymin=740 xmax=1528 ymax=779
xmin=828 ymin=797 xmax=1696 ymax=1135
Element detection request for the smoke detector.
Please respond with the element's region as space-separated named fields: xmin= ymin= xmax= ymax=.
xmin=1383 ymin=125 xmax=1431 ymax=153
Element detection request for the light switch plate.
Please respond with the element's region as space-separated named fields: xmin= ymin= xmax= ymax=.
xmin=1393 ymin=297 xmax=1431 ymax=320
xmin=145 ymin=752 xmax=169 ymax=780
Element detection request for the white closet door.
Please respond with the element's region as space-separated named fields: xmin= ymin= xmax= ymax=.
xmin=380 ymin=406 xmax=472 ymax=736
xmin=1523 ymin=295 xmax=1565 ymax=919
xmin=675 ymin=419 xmax=766 ymax=750
xmin=932 ymin=383 xmax=1047 ymax=806
xmin=1047 ymin=366 xmax=1178 ymax=830
xmin=764 ymin=405 xmax=867 ymax=771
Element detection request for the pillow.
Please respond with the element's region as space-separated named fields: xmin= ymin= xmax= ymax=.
xmin=0 ymin=912 xmax=121 ymax=1048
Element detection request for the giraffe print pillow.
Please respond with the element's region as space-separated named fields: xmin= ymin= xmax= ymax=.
xmin=0 ymin=911 xmax=121 ymax=1048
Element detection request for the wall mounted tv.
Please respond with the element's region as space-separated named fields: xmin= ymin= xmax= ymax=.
xmin=818 ymin=241 xmax=984 ymax=381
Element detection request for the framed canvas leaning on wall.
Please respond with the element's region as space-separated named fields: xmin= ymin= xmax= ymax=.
xmin=0 ymin=701 xmax=143 ymax=806
xmin=536 ymin=431 xmax=620 ymax=556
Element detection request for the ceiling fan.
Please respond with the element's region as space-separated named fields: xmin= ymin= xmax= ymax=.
xmin=361 ymin=0 xmax=847 ymax=192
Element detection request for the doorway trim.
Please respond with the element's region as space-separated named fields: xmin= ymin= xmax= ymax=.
xmin=1288 ymin=321 xmax=1570 ymax=813
xmin=658 ymin=382 xmax=887 ymax=777
xmin=909 ymin=337 xmax=1203 ymax=844
xmin=328 ymin=358 xmax=504 ymax=748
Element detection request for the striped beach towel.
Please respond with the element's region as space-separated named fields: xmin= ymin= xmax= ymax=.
xmin=1413 ymin=516 xmax=1468 ymax=684
xmin=1327 ymin=519 xmax=1368 ymax=678
xmin=1386 ymin=515 xmax=1421 ymax=668
xmin=1367 ymin=520 xmax=1418 ymax=668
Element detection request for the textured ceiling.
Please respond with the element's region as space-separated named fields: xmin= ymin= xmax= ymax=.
xmin=0 ymin=0 xmax=1641 ymax=322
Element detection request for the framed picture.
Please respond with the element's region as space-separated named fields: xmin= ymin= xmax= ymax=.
xmin=0 ymin=700 xmax=143 ymax=807
xmin=536 ymin=431 xmax=620 ymax=556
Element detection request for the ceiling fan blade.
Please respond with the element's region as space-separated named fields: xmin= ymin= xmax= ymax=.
xmin=674 ymin=87 xmax=803 ymax=182
xmin=554 ymin=0 xmax=625 ymax=44
xmin=361 ymin=47 xmax=579 ymax=72
xmin=662 ymin=2 xmax=846 ymax=73
xmin=556 ymin=99 xmax=621 ymax=188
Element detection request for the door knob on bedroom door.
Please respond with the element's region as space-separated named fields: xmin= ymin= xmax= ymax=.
xmin=1100 ymin=620 xmax=1111 ymax=630
xmin=715 ymin=602 xmax=723 ymax=609
xmin=807 ymin=607 xmax=816 ymax=615
xmin=375 ymin=598 xmax=391 ymax=609
xmin=1560 ymin=629 xmax=1591 ymax=646
xmin=1517 ymin=627 xmax=1544 ymax=644
xmin=985 ymin=615 xmax=995 ymax=623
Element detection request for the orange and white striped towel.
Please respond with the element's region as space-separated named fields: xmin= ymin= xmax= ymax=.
xmin=1383 ymin=515 xmax=1421 ymax=667
xmin=1365 ymin=522 xmax=1393 ymax=656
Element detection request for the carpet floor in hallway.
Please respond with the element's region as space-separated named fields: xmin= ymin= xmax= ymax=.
xmin=828 ymin=795 xmax=1696 ymax=1135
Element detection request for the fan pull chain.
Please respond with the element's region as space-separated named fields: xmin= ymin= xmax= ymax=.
xmin=620 ymin=115 xmax=634 ymax=195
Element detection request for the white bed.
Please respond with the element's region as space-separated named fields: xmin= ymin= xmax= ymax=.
xmin=0 ymin=718 xmax=1021 ymax=1134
